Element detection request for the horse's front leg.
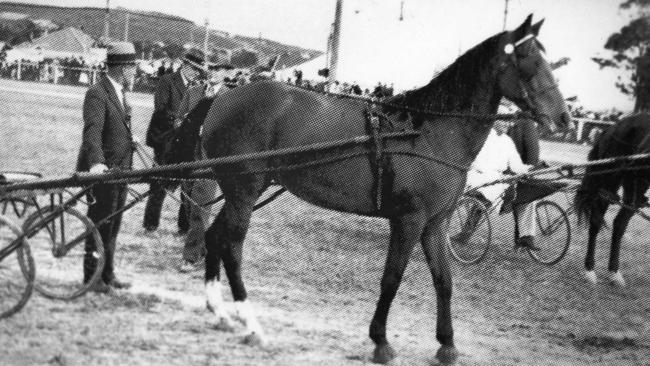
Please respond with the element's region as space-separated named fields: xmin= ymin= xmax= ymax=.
xmin=205 ymin=195 xmax=264 ymax=344
xmin=369 ymin=214 xmax=425 ymax=364
xmin=421 ymin=214 xmax=459 ymax=365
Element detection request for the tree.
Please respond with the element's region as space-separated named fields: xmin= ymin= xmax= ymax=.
xmin=592 ymin=1 xmax=650 ymax=111
xmin=0 ymin=19 xmax=42 ymax=46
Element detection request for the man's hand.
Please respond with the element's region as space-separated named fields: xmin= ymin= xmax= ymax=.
xmin=89 ymin=163 xmax=108 ymax=174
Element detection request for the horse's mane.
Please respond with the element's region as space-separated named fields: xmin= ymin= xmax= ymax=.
xmin=386 ymin=32 xmax=505 ymax=127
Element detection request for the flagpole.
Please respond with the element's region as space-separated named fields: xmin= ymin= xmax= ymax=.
xmin=329 ymin=0 xmax=343 ymax=86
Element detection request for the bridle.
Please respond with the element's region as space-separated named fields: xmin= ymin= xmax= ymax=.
xmin=498 ymin=33 xmax=559 ymax=121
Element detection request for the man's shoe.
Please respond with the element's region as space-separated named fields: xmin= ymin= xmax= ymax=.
xmin=106 ymin=278 xmax=132 ymax=289
xmin=179 ymin=259 xmax=202 ymax=273
xmin=88 ymin=280 xmax=111 ymax=294
xmin=516 ymin=235 xmax=541 ymax=251
xmin=144 ymin=225 xmax=157 ymax=233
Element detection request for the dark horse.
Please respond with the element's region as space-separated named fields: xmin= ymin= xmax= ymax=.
xmin=574 ymin=114 xmax=650 ymax=287
xmin=197 ymin=15 xmax=569 ymax=364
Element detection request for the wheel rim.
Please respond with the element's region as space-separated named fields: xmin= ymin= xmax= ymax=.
xmin=447 ymin=197 xmax=491 ymax=264
xmin=0 ymin=216 xmax=34 ymax=319
xmin=23 ymin=207 xmax=103 ymax=300
xmin=528 ymin=201 xmax=570 ymax=265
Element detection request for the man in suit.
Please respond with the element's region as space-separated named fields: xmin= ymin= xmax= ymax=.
xmin=143 ymin=48 xmax=205 ymax=233
xmin=176 ymin=63 xmax=235 ymax=272
xmin=506 ymin=107 xmax=542 ymax=250
xmin=76 ymin=42 xmax=138 ymax=293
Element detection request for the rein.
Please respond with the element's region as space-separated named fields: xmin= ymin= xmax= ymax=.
xmin=290 ymin=84 xmax=530 ymax=121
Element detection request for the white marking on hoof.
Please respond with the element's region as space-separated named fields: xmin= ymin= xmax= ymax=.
xmin=205 ymin=280 xmax=235 ymax=330
xmin=608 ymin=271 xmax=626 ymax=287
xmin=584 ymin=270 xmax=597 ymax=285
xmin=234 ymin=300 xmax=267 ymax=346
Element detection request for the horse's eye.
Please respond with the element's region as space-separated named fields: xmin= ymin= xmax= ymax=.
xmin=519 ymin=56 xmax=538 ymax=79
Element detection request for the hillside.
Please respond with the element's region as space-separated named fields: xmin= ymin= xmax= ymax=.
xmin=0 ymin=1 xmax=321 ymax=67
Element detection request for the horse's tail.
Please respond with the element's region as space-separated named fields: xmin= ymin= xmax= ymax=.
xmin=574 ymin=142 xmax=602 ymax=226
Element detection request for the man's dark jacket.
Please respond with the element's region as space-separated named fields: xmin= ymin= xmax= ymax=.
xmin=76 ymin=75 xmax=132 ymax=171
xmin=145 ymin=70 xmax=187 ymax=151
xmin=508 ymin=118 xmax=540 ymax=165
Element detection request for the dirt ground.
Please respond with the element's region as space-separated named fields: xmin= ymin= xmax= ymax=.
xmin=1 ymin=80 xmax=649 ymax=365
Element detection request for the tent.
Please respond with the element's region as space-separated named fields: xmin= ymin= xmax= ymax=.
xmin=275 ymin=54 xmax=328 ymax=83
xmin=7 ymin=27 xmax=106 ymax=64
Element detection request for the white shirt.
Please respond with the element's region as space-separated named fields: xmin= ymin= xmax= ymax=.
xmin=107 ymin=74 xmax=124 ymax=106
xmin=466 ymin=128 xmax=531 ymax=202
xmin=471 ymin=129 xmax=530 ymax=176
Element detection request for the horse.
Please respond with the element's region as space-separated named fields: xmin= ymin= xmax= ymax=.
xmin=574 ymin=114 xmax=650 ymax=287
xmin=195 ymin=15 xmax=569 ymax=364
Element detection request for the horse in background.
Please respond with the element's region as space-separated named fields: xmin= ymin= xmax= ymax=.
xmin=198 ymin=15 xmax=569 ymax=364
xmin=574 ymin=114 xmax=650 ymax=287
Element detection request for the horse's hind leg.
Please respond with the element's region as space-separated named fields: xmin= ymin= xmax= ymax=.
xmin=369 ymin=214 xmax=425 ymax=364
xmin=204 ymin=176 xmax=266 ymax=342
xmin=607 ymin=178 xmax=649 ymax=286
xmin=421 ymin=214 xmax=459 ymax=365
xmin=584 ymin=198 xmax=609 ymax=284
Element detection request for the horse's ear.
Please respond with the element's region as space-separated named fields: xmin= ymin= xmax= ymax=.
xmin=512 ymin=14 xmax=534 ymax=39
xmin=531 ymin=19 xmax=545 ymax=36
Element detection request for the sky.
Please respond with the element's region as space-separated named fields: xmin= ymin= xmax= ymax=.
xmin=11 ymin=0 xmax=639 ymax=111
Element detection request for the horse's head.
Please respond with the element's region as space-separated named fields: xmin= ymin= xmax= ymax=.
xmin=497 ymin=15 xmax=570 ymax=132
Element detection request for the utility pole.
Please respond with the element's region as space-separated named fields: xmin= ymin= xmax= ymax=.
xmin=103 ymin=0 xmax=110 ymax=43
xmin=203 ymin=0 xmax=209 ymax=65
xmin=502 ymin=0 xmax=509 ymax=30
xmin=329 ymin=0 xmax=343 ymax=86
xmin=124 ymin=12 xmax=130 ymax=41
xmin=399 ymin=0 xmax=404 ymax=21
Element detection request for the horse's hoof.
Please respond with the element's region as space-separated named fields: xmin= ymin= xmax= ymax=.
xmin=372 ymin=343 xmax=397 ymax=364
xmin=241 ymin=331 xmax=266 ymax=347
xmin=584 ymin=270 xmax=597 ymax=285
xmin=213 ymin=316 xmax=236 ymax=332
xmin=608 ymin=271 xmax=626 ymax=287
xmin=435 ymin=345 xmax=459 ymax=365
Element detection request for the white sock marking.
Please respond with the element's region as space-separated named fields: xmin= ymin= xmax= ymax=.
xmin=584 ymin=270 xmax=597 ymax=285
xmin=234 ymin=300 xmax=266 ymax=342
xmin=608 ymin=271 xmax=626 ymax=287
xmin=206 ymin=280 xmax=232 ymax=322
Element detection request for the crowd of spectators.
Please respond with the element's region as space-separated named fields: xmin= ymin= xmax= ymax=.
xmin=287 ymin=69 xmax=395 ymax=99
xmin=0 ymin=54 xmax=103 ymax=86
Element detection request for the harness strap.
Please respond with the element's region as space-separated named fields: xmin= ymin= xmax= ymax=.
xmin=365 ymin=104 xmax=390 ymax=211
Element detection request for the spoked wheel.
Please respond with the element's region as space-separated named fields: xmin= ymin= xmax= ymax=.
xmin=21 ymin=205 xmax=104 ymax=300
xmin=0 ymin=198 xmax=34 ymax=219
xmin=527 ymin=200 xmax=571 ymax=265
xmin=447 ymin=195 xmax=492 ymax=264
xmin=0 ymin=215 xmax=35 ymax=319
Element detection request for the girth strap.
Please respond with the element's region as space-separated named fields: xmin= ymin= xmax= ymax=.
xmin=365 ymin=105 xmax=390 ymax=211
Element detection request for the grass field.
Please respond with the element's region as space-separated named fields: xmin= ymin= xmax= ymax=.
xmin=1 ymin=79 xmax=649 ymax=366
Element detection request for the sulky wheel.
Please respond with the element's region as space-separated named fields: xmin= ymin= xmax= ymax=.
xmin=0 ymin=215 xmax=35 ymax=319
xmin=527 ymin=200 xmax=571 ymax=265
xmin=447 ymin=195 xmax=492 ymax=264
xmin=0 ymin=198 xmax=34 ymax=219
xmin=21 ymin=205 xmax=104 ymax=300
